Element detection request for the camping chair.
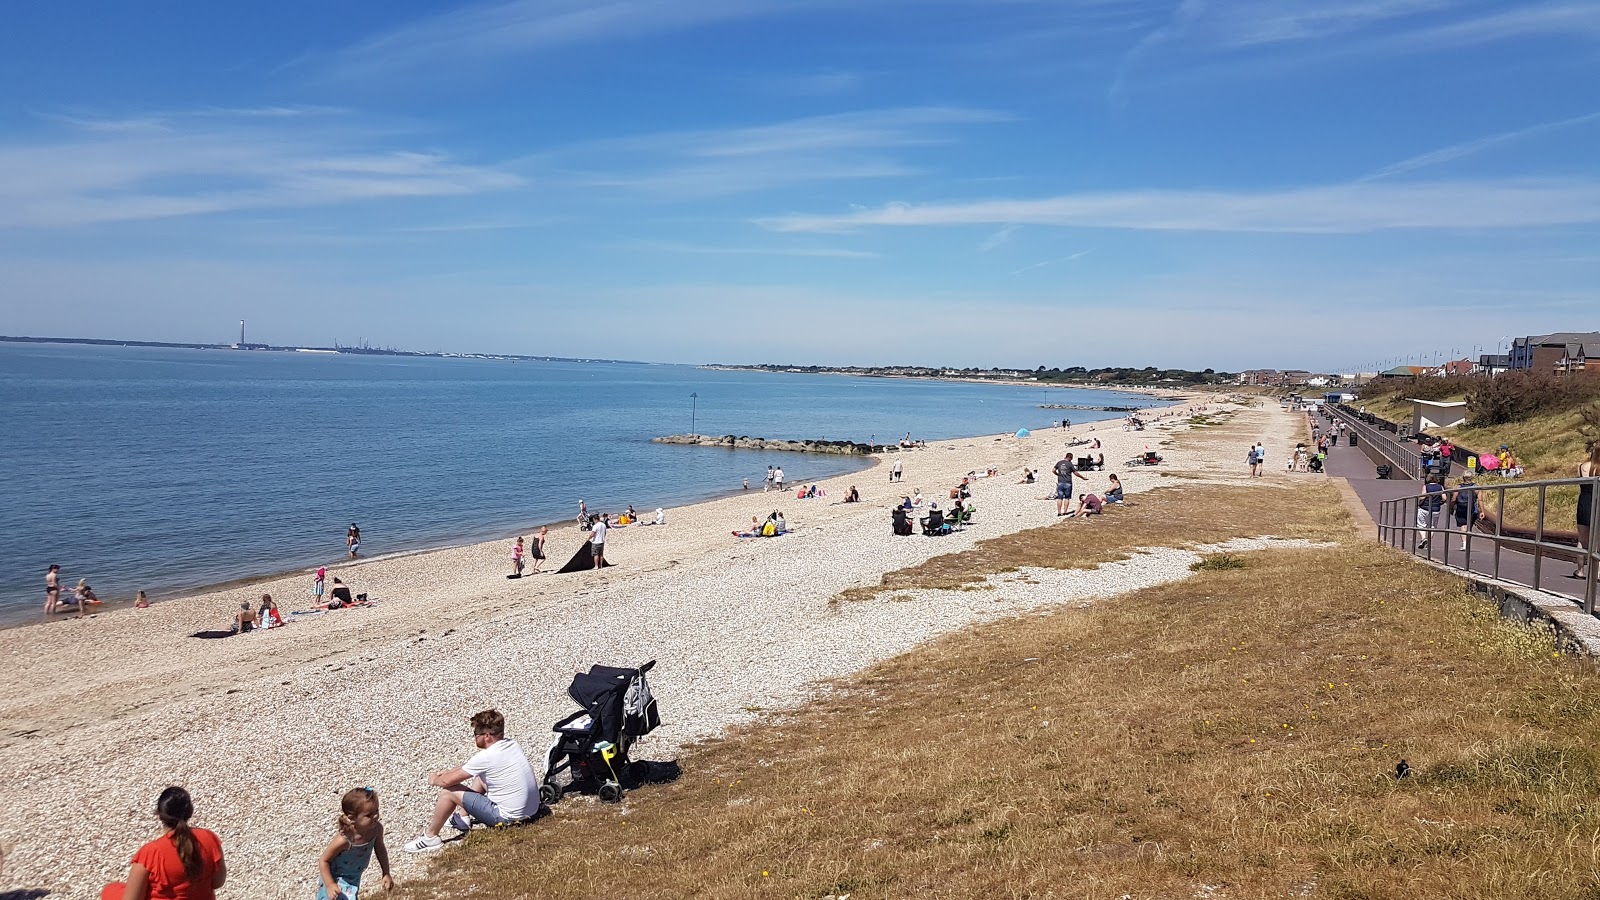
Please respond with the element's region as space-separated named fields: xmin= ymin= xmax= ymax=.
xmin=920 ymin=511 xmax=948 ymax=536
xmin=951 ymin=504 xmax=975 ymax=529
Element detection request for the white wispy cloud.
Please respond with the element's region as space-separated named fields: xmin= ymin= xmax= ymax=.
xmin=634 ymin=239 xmax=878 ymax=258
xmin=977 ymin=223 xmax=1019 ymax=252
xmin=1363 ymin=111 xmax=1600 ymax=180
xmin=1114 ymin=1 xmax=1600 ymax=100
xmin=535 ymin=106 xmax=1008 ymax=198
xmin=0 ymin=112 xmax=521 ymax=229
xmin=1009 ymin=250 xmax=1090 ymax=276
xmin=758 ymin=178 xmax=1600 ymax=234
xmin=320 ymin=0 xmax=805 ymax=80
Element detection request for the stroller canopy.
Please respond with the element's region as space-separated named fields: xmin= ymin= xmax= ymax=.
xmin=568 ymin=661 xmax=658 ymax=745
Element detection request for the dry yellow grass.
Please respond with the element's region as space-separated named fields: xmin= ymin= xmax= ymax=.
xmin=406 ymin=477 xmax=1600 ymax=899
xmin=838 ymin=483 xmax=1347 ymax=602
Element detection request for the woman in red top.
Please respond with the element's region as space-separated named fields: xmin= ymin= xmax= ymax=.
xmin=102 ymin=787 xmax=226 ymax=900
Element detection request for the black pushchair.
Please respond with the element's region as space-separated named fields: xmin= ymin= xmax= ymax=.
xmin=542 ymin=660 xmax=660 ymax=803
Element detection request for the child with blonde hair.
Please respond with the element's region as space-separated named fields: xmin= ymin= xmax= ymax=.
xmin=318 ymin=787 xmax=394 ymax=900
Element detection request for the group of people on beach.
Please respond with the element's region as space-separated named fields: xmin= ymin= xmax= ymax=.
xmin=736 ymin=511 xmax=789 ymax=537
xmin=42 ymin=564 xmax=105 ymax=616
xmin=101 ymin=707 xmax=545 ymax=900
xmin=511 ymin=528 xmax=549 ymax=577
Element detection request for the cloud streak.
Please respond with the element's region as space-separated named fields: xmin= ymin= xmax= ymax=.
xmin=535 ymin=106 xmax=1008 ymax=198
xmin=759 ymin=178 xmax=1600 ymax=234
xmin=1363 ymin=111 xmax=1600 ymax=180
xmin=320 ymin=0 xmax=810 ymax=80
xmin=0 ymin=112 xmax=520 ymax=229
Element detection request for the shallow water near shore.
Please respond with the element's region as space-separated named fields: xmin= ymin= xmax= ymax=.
xmin=0 ymin=342 xmax=1165 ymax=624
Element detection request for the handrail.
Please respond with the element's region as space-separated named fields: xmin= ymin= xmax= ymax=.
xmin=1378 ymin=475 xmax=1600 ymax=613
xmin=1323 ymin=406 xmax=1419 ymax=478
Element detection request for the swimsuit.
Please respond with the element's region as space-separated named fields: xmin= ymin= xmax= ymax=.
xmin=317 ymin=837 xmax=375 ymax=900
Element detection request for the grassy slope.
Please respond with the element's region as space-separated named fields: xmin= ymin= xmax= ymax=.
xmin=406 ymin=475 xmax=1600 ymax=899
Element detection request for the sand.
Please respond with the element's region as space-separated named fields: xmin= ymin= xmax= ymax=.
xmin=0 ymin=391 xmax=1296 ymax=899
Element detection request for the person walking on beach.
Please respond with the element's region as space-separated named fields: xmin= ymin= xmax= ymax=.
xmin=764 ymin=466 xmax=774 ymax=493
xmin=404 ymin=710 xmax=540 ymax=853
xmin=576 ymin=500 xmax=588 ymax=528
xmin=347 ymin=524 xmax=361 ymax=559
xmin=590 ymin=514 xmax=608 ymax=568
xmin=44 ymin=564 xmax=61 ymax=614
xmin=891 ymin=459 xmax=903 ymax=482
xmin=774 ymin=467 xmax=785 ymax=492
xmin=101 ymin=786 xmax=226 ymax=900
xmin=530 ymin=526 xmax=548 ymax=574
xmin=318 ymin=787 xmax=395 ymax=900
xmin=313 ymin=567 xmax=327 ymax=606
xmin=1054 ymin=452 xmax=1088 ymax=516
xmin=511 ymin=537 xmax=525 ymax=578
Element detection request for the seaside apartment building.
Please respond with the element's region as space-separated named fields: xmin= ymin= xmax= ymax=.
xmin=1508 ymin=332 xmax=1600 ymax=374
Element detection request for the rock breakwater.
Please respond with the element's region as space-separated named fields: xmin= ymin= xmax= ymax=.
xmin=653 ymin=434 xmax=878 ymax=454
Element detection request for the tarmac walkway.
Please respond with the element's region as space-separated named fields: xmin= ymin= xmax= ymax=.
xmin=1313 ymin=406 xmax=1596 ymax=612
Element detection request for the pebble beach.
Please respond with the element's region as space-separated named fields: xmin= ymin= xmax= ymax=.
xmin=0 ymin=391 xmax=1299 ymax=899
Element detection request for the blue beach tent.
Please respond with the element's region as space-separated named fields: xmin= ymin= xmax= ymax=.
xmin=1015 ymin=428 xmax=1031 ymax=438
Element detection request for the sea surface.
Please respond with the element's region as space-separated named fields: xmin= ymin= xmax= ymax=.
xmin=0 ymin=343 xmax=1168 ymax=625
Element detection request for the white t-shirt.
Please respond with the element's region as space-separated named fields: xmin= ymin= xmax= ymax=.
xmin=591 ymin=520 xmax=608 ymax=544
xmin=462 ymin=738 xmax=538 ymax=819
xmin=774 ymin=468 xmax=784 ymax=483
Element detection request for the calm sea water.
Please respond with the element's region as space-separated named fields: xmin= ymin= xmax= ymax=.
xmin=0 ymin=343 xmax=1165 ymax=624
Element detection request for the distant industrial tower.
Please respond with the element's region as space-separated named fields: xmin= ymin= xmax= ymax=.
xmin=232 ymin=319 xmax=267 ymax=350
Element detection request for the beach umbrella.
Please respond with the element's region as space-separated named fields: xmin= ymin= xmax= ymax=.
xmin=1015 ymin=428 xmax=1031 ymax=438
xmin=1478 ymin=453 xmax=1500 ymax=470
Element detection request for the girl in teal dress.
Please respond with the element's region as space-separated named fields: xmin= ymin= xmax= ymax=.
xmin=318 ymin=787 xmax=394 ymax=900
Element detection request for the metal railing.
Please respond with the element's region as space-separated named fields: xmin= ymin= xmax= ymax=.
xmin=1378 ymin=476 xmax=1600 ymax=613
xmin=1323 ymin=406 xmax=1419 ymax=479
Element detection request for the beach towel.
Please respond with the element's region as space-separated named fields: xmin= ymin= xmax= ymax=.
xmin=557 ymin=542 xmax=613 ymax=573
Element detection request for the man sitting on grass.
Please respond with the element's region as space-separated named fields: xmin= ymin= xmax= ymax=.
xmin=1066 ymin=493 xmax=1104 ymax=520
xmin=404 ymin=709 xmax=540 ymax=852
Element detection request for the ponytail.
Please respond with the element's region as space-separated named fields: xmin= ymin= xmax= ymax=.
xmin=155 ymin=786 xmax=204 ymax=882
xmin=338 ymin=787 xmax=378 ymax=840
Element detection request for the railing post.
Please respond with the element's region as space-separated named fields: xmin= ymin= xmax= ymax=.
xmin=1532 ymin=483 xmax=1546 ymax=591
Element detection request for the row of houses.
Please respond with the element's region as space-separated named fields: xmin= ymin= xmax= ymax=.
xmin=1236 ymin=369 xmax=1334 ymax=386
xmin=1504 ymin=332 xmax=1600 ymax=374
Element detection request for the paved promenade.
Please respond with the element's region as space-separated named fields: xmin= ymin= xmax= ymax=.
xmin=1315 ymin=406 xmax=1595 ymax=612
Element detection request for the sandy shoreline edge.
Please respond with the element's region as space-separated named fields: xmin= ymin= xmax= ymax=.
xmin=14 ymin=388 xmax=1171 ymax=632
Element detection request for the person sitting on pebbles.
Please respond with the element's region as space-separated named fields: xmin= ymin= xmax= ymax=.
xmin=232 ymin=602 xmax=259 ymax=634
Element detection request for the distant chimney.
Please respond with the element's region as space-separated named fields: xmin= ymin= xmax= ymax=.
xmin=240 ymin=319 xmax=246 ymax=345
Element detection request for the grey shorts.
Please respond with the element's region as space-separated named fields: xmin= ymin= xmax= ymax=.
xmin=591 ymin=542 xmax=605 ymax=557
xmin=1055 ymin=482 xmax=1073 ymax=500
xmin=460 ymin=790 xmax=520 ymax=826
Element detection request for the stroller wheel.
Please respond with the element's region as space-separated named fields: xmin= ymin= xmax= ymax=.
xmin=540 ymin=782 xmax=564 ymax=805
xmin=598 ymin=781 xmax=623 ymax=803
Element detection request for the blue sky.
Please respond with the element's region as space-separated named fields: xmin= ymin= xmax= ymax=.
xmin=2 ymin=0 xmax=1597 ymax=371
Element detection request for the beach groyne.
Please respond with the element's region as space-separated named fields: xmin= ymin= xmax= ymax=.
xmin=653 ymin=434 xmax=876 ymax=454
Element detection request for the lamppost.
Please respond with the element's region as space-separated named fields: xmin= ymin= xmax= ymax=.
xmin=690 ymin=392 xmax=698 ymax=437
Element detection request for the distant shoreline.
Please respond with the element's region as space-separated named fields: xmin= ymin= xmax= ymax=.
xmin=0 ymin=334 xmax=648 ymax=365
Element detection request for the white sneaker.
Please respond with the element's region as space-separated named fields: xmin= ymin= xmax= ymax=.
xmin=404 ymin=835 xmax=443 ymax=853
